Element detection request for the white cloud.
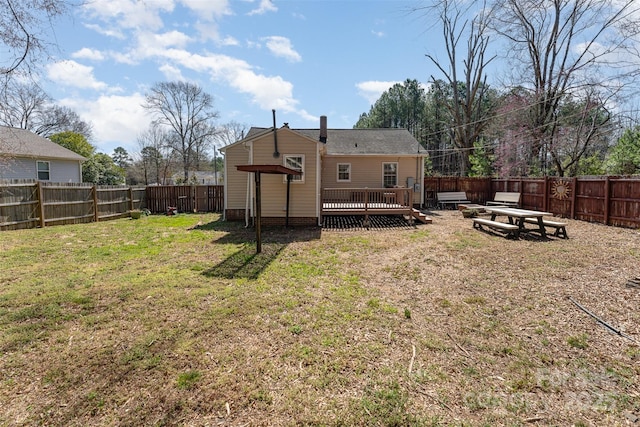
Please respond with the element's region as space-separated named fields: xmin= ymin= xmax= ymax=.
xmin=82 ymin=0 xmax=174 ymax=32
xmin=356 ymin=80 xmax=400 ymax=104
xmin=140 ymin=30 xmax=192 ymax=51
xmin=111 ymin=30 xmax=192 ymax=64
xmin=262 ymin=36 xmax=302 ymax=63
xmin=179 ymin=0 xmax=232 ymax=21
xmin=47 ymin=60 xmax=108 ymax=91
xmin=83 ymin=23 xmax=125 ymax=40
xmin=59 ymin=93 xmax=151 ymax=154
xmin=296 ymin=109 xmax=318 ymax=122
xmin=247 ymin=0 xmax=277 ymax=16
xmin=159 ymin=64 xmax=185 ymax=81
xmin=72 ymin=48 xmax=106 ymax=61
xmin=156 ymin=49 xmax=300 ymax=113
xmin=194 ymin=21 xmax=239 ymax=46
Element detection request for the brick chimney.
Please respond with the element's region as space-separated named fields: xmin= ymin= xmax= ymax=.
xmin=319 ymin=115 xmax=327 ymax=143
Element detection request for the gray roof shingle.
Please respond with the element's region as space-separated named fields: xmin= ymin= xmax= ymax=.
xmin=0 ymin=126 xmax=87 ymax=161
xmin=245 ymin=127 xmax=425 ymax=156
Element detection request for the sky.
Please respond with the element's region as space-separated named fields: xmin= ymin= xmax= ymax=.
xmin=39 ymin=0 xmax=444 ymax=156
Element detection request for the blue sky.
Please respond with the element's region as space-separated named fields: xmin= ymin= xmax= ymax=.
xmin=40 ymin=0 xmax=443 ymax=156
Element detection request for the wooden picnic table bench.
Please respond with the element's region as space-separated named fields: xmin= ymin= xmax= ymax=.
xmin=524 ymin=218 xmax=568 ymax=239
xmin=472 ymin=217 xmax=520 ymax=239
xmin=437 ymin=191 xmax=470 ymax=209
xmin=486 ymin=192 xmax=520 ymax=207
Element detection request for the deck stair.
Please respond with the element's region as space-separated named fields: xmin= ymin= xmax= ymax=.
xmin=411 ymin=208 xmax=432 ymax=224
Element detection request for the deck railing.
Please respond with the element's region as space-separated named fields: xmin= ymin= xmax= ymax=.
xmin=321 ymin=187 xmax=414 ymax=225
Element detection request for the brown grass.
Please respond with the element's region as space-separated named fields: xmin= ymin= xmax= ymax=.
xmin=0 ymin=211 xmax=639 ymax=426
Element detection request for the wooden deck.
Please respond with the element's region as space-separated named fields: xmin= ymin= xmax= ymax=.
xmin=321 ymin=188 xmax=431 ymax=227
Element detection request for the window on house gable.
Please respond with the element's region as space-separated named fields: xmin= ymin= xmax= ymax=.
xmin=37 ymin=161 xmax=50 ymax=181
xmin=283 ymin=154 xmax=304 ymax=183
xmin=382 ymin=162 xmax=398 ymax=187
xmin=337 ymin=163 xmax=351 ymax=182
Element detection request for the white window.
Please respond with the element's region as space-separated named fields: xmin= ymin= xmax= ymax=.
xmin=382 ymin=162 xmax=398 ymax=187
xmin=37 ymin=161 xmax=50 ymax=181
xmin=337 ymin=163 xmax=351 ymax=182
xmin=283 ymin=154 xmax=304 ymax=183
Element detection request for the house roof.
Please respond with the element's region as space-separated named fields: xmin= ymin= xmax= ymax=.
xmin=299 ymin=128 xmax=424 ymax=156
xmin=0 ymin=126 xmax=87 ymax=161
xmin=239 ymin=126 xmax=425 ymax=156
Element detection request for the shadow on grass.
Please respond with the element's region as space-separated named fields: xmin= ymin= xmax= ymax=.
xmin=202 ymin=242 xmax=288 ymax=279
xmin=196 ymin=217 xmax=322 ymax=279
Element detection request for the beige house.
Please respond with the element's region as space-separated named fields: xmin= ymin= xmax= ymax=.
xmin=221 ymin=117 xmax=427 ymax=226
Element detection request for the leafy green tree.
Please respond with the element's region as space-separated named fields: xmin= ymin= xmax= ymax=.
xmin=112 ymin=146 xmax=132 ymax=168
xmin=355 ymin=79 xmax=427 ymax=137
xmin=469 ymin=139 xmax=493 ymax=176
xmin=606 ymin=127 xmax=640 ymax=175
xmin=49 ymin=131 xmax=95 ymax=158
xmin=82 ymin=153 xmax=125 ymax=185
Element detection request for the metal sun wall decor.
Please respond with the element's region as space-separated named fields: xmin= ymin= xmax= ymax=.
xmin=551 ymin=179 xmax=572 ymax=200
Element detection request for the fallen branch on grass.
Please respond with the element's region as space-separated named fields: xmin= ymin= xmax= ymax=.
xmin=568 ymin=296 xmax=638 ymax=344
xmin=408 ymin=344 xmax=416 ymax=373
xmin=446 ymin=332 xmax=471 ymax=358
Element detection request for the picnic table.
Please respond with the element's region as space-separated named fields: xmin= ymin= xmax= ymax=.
xmin=487 ymin=207 xmax=553 ymax=238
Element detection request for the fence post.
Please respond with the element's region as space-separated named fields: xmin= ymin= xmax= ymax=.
xmin=36 ymin=181 xmax=45 ymax=228
xmin=571 ymin=177 xmax=577 ymax=219
xmin=603 ymin=176 xmax=610 ymax=226
xmin=93 ymin=185 xmax=99 ymax=222
xmin=543 ymin=176 xmax=549 ymax=212
xmin=128 ymin=187 xmax=134 ymax=212
xmin=193 ymin=185 xmax=198 ymax=213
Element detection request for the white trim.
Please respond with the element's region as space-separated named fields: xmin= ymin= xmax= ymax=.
xmin=282 ymin=154 xmax=305 ymax=183
xmin=382 ymin=161 xmax=398 ymax=187
xmin=36 ymin=160 xmax=50 ymax=181
xmin=336 ymin=163 xmax=351 ymax=182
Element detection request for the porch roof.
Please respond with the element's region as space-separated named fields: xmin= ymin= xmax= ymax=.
xmin=235 ymin=164 xmax=302 ymax=175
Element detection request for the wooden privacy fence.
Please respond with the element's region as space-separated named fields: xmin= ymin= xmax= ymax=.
xmin=0 ymin=180 xmax=146 ymax=231
xmin=145 ymin=185 xmax=224 ymax=214
xmin=424 ymin=176 xmax=640 ymax=228
xmin=0 ymin=182 xmax=224 ymax=230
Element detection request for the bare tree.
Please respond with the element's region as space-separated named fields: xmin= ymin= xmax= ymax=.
xmin=215 ymin=121 xmax=249 ymax=147
xmin=549 ymin=89 xmax=612 ymax=176
xmin=492 ymin=0 xmax=640 ymax=174
xmin=135 ymin=124 xmax=175 ymax=185
xmin=0 ymin=80 xmax=50 ymax=128
xmin=0 ymin=81 xmax=93 ymax=139
xmin=423 ymin=0 xmax=497 ymax=176
xmin=143 ymin=81 xmax=219 ymax=181
xmin=0 ymin=0 xmax=70 ymax=79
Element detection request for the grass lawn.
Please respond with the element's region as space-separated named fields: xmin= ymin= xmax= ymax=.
xmin=0 ymin=212 xmax=639 ymax=426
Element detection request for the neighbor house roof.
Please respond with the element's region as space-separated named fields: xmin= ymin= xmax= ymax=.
xmin=0 ymin=126 xmax=86 ymax=161
xmin=239 ymin=127 xmax=425 ymax=156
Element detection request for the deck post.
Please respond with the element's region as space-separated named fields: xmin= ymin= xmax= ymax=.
xmin=363 ymin=188 xmax=370 ymax=228
xmin=285 ymin=174 xmax=292 ymax=227
xmin=255 ymin=171 xmax=262 ymax=253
